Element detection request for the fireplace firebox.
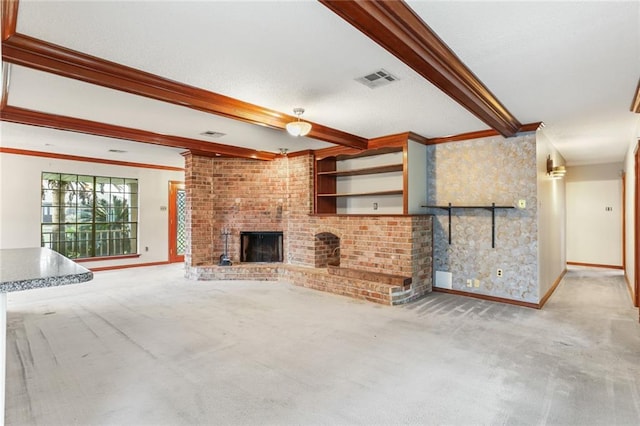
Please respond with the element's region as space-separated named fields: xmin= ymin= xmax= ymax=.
xmin=240 ymin=232 xmax=283 ymax=263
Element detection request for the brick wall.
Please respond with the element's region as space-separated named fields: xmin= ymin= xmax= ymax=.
xmin=184 ymin=152 xmax=433 ymax=304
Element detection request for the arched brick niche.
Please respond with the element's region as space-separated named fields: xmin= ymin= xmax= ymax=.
xmin=314 ymin=232 xmax=340 ymax=267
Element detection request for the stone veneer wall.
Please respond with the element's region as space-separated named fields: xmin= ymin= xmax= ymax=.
xmin=426 ymin=133 xmax=538 ymax=303
xmin=183 ymin=152 xmax=433 ymax=305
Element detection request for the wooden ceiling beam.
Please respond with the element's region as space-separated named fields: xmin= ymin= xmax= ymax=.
xmin=319 ymin=0 xmax=522 ymax=138
xmin=1 ymin=33 xmax=368 ymax=150
xmin=0 ymin=105 xmax=276 ymax=160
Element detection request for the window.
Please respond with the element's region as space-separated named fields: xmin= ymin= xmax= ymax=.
xmin=41 ymin=173 xmax=138 ymax=259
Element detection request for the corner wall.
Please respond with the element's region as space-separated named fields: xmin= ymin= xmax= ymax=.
xmin=536 ymin=129 xmax=567 ymax=299
xmin=426 ymin=132 xmax=542 ymax=304
xmin=624 ymin=138 xmax=638 ymax=304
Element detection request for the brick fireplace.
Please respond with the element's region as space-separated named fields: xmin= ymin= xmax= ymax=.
xmin=182 ymin=152 xmax=433 ymax=305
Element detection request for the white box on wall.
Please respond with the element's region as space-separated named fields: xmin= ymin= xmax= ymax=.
xmin=434 ymin=271 xmax=452 ymax=289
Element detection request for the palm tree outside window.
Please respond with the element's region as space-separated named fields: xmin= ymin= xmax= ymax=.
xmin=41 ymin=172 xmax=138 ymax=259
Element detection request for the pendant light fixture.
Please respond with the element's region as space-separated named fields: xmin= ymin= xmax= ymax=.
xmin=285 ymin=108 xmax=312 ymax=137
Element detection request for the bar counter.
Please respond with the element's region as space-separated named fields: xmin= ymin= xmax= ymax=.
xmin=0 ymin=247 xmax=93 ymax=425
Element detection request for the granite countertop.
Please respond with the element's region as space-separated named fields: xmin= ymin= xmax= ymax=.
xmin=0 ymin=247 xmax=93 ymax=293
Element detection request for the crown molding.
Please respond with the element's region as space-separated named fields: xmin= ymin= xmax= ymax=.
xmin=0 ymin=147 xmax=185 ymax=171
xmin=1 ymin=32 xmax=367 ymax=150
xmin=319 ymin=0 xmax=522 ymax=137
xmin=1 ymin=0 xmax=18 ymax=41
xmin=426 ymin=122 xmax=542 ymax=145
xmin=0 ymin=105 xmax=276 ymax=161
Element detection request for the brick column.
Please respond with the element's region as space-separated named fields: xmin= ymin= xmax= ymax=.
xmin=183 ymin=153 xmax=215 ymax=267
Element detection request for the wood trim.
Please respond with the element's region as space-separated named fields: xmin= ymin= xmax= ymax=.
xmin=432 ymin=287 xmax=540 ymax=309
xmin=0 ymin=105 xmax=275 ymax=160
xmin=631 ymin=78 xmax=640 ymax=113
xmin=168 ymin=180 xmax=185 ymax=263
xmin=90 ymin=261 xmax=171 ymax=272
xmin=1 ymin=62 xmax=9 ymax=109
xmin=0 ymin=147 xmax=186 ymax=171
xmin=1 ymin=0 xmax=18 ymax=41
xmin=284 ymin=149 xmax=313 ymax=159
xmin=407 ymin=131 xmax=429 ymax=145
xmin=368 ymin=132 xmax=409 ymax=149
xmin=427 ymin=129 xmax=499 ymax=145
xmin=314 ymin=132 xmax=410 ymax=159
xmin=2 ymin=33 xmax=367 ymax=150
xmin=519 ymin=122 xmax=544 ymax=133
xmin=319 ymin=0 xmax=521 ymax=137
xmin=625 ymin=273 xmax=634 ymax=302
xmin=539 ymin=268 xmax=567 ymax=308
xmin=75 ymin=254 xmax=141 ymax=263
xmin=314 ymin=145 xmax=362 ymax=160
xmin=566 ymin=261 xmax=623 ymax=270
xmin=635 ymin=144 xmax=640 ymax=307
xmin=622 ymin=172 xmax=626 ymax=271
xmin=402 ymin=140 xmax=409 ymax=214
xmin=312 ymin=122 xmax=541 ymax=158
xmin=426 ymin=122 xmax=543 ymax=145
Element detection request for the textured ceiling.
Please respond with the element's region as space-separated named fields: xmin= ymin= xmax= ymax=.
xmin=3 ymin=0 xmax=640 ymax=166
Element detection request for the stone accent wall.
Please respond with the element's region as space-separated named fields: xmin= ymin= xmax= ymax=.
xmin=184 ymin=152 xmax=433 ymax=305
xmin=426 ymin=133 xmax=538 ymax=303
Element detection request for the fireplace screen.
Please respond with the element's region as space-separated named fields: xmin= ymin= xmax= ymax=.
xmin=240 ymin=232 xmax=283 ymax=263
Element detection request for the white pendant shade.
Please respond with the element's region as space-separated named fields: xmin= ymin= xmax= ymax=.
xmin=286 ymin=120 xmax=312 ymax=137
xmin=286 ymin=107 xmax=312 ymax=137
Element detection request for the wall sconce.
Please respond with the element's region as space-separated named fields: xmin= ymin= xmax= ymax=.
xmin=546 ymin=155 xmax=567 ymax=179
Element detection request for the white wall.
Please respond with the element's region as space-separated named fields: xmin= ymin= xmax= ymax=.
xmin=336 ymin=151 xmax=403 ymax=214
xmin=0 ymin=151 xmax=184 ymax=269
xmin=624 ymin=138 xmax=638 ymax=303
xmin=407 ymin=139 xmax=427 ymax=214
xmin=566 ymin=163 xmax=623 ymax=266
xmin=536 ymin=129 xmax=567 ymax=299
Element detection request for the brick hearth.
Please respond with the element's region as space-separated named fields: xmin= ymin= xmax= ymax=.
xmin=182 ymin=152 xmax=433 ymax=305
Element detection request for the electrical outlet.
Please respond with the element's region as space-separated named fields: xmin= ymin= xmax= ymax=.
xmin=373 ymin=202 xmax=378 ymax=210
xmin=466 ymin=279 xmax=473 ymax=288
xmin=473 ymin=279 xmax=480 ymax=288
xmin=497 ymin=269 xmax=503 ymax=278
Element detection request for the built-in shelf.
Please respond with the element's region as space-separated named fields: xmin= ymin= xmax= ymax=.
xmin=314 ymin=140 xmax=427 ymax=215
xmin=317 ymin=164 xmax=403 ymax=177
xmin=423 ymin=203 xmax=514 ymax=248
xmin=318 ymin=190 xmax=403 ymax=197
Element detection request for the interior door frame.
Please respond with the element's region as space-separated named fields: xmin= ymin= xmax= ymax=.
xmin=168 ymin=180 xmax=185 ymax=263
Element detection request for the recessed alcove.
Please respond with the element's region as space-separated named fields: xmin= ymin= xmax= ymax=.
xmin=314 ymin=232 xmax=340 ymax=267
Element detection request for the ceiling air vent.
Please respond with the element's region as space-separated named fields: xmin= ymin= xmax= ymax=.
xmin=200 ymin=130 xmax=226 ymax=138
xmin=355 ymin=69 xmax=399 ymax=89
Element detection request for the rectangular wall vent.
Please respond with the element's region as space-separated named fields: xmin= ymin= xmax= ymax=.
xmin=355 ymin=69 xmax=399 ymax=89
xmin=200 ymin=130 xmax=226 ymax=138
